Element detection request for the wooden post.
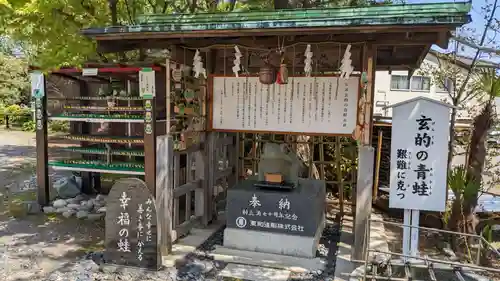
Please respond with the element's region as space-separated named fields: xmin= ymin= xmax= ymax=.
xmin=144 ymin=97 xmax=157 ymax=196
xmin=155 ymin=58 xmax=174 ymax=257
xmin=373 ymin=129 xmax=383 ymax=203
xmin=352 ymin=44 xmax=377 ymax=261
xmin=79 ymin=80 xmax=96 ymax=194
xmin=33 ymin=72 xmax=49 ymax=205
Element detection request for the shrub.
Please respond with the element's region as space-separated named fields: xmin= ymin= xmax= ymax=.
xmin=48 ymin=120 xmax=69 ymax=132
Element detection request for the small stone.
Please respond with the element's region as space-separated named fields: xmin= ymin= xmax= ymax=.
xmin=76 ymin=210 xmax=89 ymax=219
xmin=86 ymin=213 xmax=104 ymax=221
xmin=27 ymin=201 xmax=41 ymax=214
xmin=97 ymin=207 xmax=106 ymax=213
xmin=94 ymin=201 xmax=104 ymax=210
xmin=43 ymin=206 xmax=56 ymax=213
xmin=53 ymin=199 xmax=67 ymax=208
xmin=67 ymin=203 xmax=80 ymax=209
xmin=62 ymin=211 xmax=74 ymax=218
xmin=96 ymin=194 xmax=107 ymax=202
xmin=77 ymin=201 xmax=93 ymax=211
xmin=55 ymin=207 xmax=70 ymax=214
xmin=85 ymin=200 xmax=94 ymax=208
xmin=65 ymin=198 xmax=79 ymax=204
xmin=75 ymin=194 xmax=85 ymax=201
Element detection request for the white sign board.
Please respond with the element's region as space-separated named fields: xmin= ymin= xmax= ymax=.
xmin=389 ymin=97 xmax=452 ymax=212
xmin=211 ymin=76 xmax=359 ymax=135
xmin=30 ymin=71 xmax=45 ymax=98
xmin=139 ymin=69 xmax=156 ymax=98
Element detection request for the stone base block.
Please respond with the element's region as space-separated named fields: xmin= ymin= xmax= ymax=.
xmin=223 ymin=215 xmax=324 ymax=258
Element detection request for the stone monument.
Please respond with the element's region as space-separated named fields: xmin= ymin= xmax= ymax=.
xmin=105 ymin=178 xmax=160 ymax=270
xmin=224 ymin=143 xmax=326 ymax=258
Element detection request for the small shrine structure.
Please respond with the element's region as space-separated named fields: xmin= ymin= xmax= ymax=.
xmin=33 ymin=1 xmax=471 ymax=272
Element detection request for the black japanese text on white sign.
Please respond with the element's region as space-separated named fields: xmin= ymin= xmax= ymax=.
xmin=211 ymin=76 xmax=359 ymax=135
xmin=389 ymin=99 xmax=450 ymax=212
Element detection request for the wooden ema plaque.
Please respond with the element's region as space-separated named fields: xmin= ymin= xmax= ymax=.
xmin=105 ymin=178 xmax=160 ymax=270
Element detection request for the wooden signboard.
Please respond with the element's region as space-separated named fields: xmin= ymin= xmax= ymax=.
xmin=209 ymin=76 xmax=359 ymax=135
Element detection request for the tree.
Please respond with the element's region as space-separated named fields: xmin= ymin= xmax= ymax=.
xmin=418 ymin=0 xmax=500 ymax=264
xmin=0 ymin=0 xmax=385 ymax=69
xmin=0 ymin=52 xmax=30 ymax=105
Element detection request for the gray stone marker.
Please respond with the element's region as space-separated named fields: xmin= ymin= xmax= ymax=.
xmin=105 ymin=178 xmax=160 ymax=270
xmin=224 ymin=178 xmax=325 ymax=258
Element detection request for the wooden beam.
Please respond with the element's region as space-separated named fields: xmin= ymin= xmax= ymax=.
xmin=436 ymin=31 xmax=449 ymax=49
xmin=91 ymin=24 xmax=460 ymax=41
xmin=97 ymin=32 xmax=440 ymax=53
xmin=35 ymin=75 xmax=49 ymax=206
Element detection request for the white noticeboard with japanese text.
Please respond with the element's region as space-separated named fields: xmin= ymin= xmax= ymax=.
xmin=139 ymin=69 xmax=156 ymax=98
xmin=211 ymin=76 xmax=359 ymax=135
xmin=388 ymin=98 xmax=452 ymax=212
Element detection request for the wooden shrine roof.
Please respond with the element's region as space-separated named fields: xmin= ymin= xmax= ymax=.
xmin=81 ymin=2 xmax=472 ymax=70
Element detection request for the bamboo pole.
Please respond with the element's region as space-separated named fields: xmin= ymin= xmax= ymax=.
xmin=373 ymin=129 xmax=383 ymax=203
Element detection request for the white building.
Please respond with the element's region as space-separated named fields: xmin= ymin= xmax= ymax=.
xmin=373 ymin=50 xmax=497 ymax=120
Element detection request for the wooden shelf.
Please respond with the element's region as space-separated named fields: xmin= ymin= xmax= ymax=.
xmin=49 ymin=96 xmax=144 ymax=101
xmin=49 ymin=116 xmax=144 ymax=123
xmin=49 ymin=160 xmax=145 ymax=175
xmin=60 ymin=146 xmax=145 ymax=157
xmin=61 ymin=135 xmax=144 ymax=144
xmin=63 ymin=106 xmax=144 ymax=112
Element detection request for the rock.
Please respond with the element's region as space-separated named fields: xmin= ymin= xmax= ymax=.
xmin=78 ymin=201 xmax=93 ymax=211
xmin=26 ymin=201 xmax=41 ymax=214
xmin=65 ymin=197 xmax=80 ymax=204
xmin=43 ymin=206 xmax=56 ymax=213
xmin=96 ymin=194 xmax=107 ymax=202
xmin=76 ymin=210 xmax=89 ymax=219
xmin=53 ymin=199 xmax=67 ymax=208
xmin=97 ymin=207 xmax=106 ymax=213
xmin=67 ymin=203 xmax=80 ymax=209
xmin=86 ymin=213 xmax=104 ymax=221
xmin=93 ymin=201 xmax=104 ymax=210
xmin=62 ymin=210 xmax=75 ymax=218
xmin=55 ymin=207 xmax=70 ymax=214
xmin=53 ymin=177 xmax=81 ymax=199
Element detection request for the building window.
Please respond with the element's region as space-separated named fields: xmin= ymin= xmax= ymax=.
xmin=411 ymin=76 xmax=431 ymax=92
xmin=390 ymin=75 xmax=410 ymax=90
xmin=436 ymin=78 xmax=454 ymax=93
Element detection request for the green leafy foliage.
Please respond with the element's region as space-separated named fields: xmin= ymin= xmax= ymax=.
xmin=0 ymin=52 xmax=29 ymax=105
xmin=0 ymin=0 xmax=389 ymax=69
xmin=448 ymin=165 xmax=481 ymax=202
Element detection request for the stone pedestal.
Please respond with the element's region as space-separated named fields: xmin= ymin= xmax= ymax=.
xmin=224 ymin=178 xmax=325 ymax=258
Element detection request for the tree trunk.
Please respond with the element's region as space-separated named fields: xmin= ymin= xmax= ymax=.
xmin=447 ymin=101 xmax=494 ymax=254
xmin=447 ymin=105 xmax=458 ymax=168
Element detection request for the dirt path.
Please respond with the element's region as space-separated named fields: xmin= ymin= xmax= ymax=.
xmin=0 ymin=129 xmax=105 ymax=281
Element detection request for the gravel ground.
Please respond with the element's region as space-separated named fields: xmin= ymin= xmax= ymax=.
xmin=0 ymin=130 xmax=343 ymax=281
xmin=33 ymin=220 xmax=341 ymax=281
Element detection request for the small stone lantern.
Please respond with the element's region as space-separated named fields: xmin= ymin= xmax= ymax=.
xmin=258 ymin=143 xmax=299 ymax=188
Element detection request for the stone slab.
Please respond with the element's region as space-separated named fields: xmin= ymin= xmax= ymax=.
xmin=163 ymin=214 xmax=226 ymax=267
xmin=226 ymin=178 xmax=325 ymax=237
xmin=224 ymin=213 xmax=324 ymax=258
xmin=217 ymin=263 xmax=291 ymax=281
xmin=105 ymin=178 xmax=160 ymax=270
xmin=212 ymin=245 xmax=325 ymax=273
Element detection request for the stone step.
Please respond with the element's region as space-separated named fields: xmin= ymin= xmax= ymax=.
xmin=211 ymin=245 xmax=325 ymax=273
xmin=217 ymin=263 xmax=291 ymax=281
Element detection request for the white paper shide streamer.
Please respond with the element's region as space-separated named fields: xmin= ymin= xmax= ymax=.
xmin=193 ymin=49 xmax=207 ymax=78
xmin=340 ymin=44 xmax=353 ymax=79
xmin=232 ymin=46 xmax=242 ymax=77
xmin=304 ymin=44 xmax=313 ymax=77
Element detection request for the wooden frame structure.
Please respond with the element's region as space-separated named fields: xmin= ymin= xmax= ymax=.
xmin=67 ymin=1 xmax=470 ymax=261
